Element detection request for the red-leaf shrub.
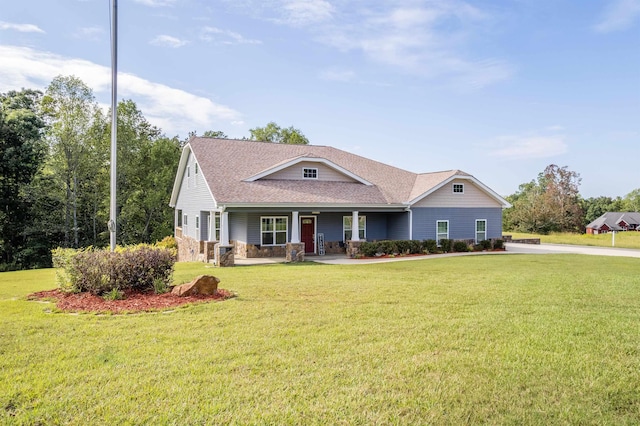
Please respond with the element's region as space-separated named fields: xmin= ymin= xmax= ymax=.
xmin=52 ymin=245 xmax=176 ymax=295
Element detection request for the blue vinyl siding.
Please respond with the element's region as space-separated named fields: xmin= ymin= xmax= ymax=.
xmin=229 ymin=212 xmax=248 ymax=243
xmin=411 ymin=207 xmax=503 ymax=240
xmin=387 ymin=212 xmax=410 ymax=240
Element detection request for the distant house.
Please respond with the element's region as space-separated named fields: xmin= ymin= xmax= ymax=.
xmin=586 ymin=212 xmax=640 ymax=234
xmin=169 ymin=137 xmax=511 ymax=262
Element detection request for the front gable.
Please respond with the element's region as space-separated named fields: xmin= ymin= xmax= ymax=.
xmin=410 ymin=176 xmax=510 ymax=208
xmin=243 ymin=157 xmax=373 ymax=186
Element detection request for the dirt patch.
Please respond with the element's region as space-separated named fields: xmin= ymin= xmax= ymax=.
xmin=28 ymin=288 xmax=235 ymax=314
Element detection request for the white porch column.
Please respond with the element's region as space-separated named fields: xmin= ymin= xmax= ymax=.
xmin=351 ymin=211 xmax=360 ymax=241
xmin=291 ymin=211 xmax=300 ymax=243
xmin=209 ymin=211 xmax=214 ymax=241
xmin=220 ymin=211 xmax=230 ymax=245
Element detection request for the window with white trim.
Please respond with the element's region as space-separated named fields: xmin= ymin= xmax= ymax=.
xmin=177 ymin=209 xmax=183 ymax=227
xmin=343 ymin=216 xmax=366 ymax=241
xmin=436 ymin=220 xmax=449 ymax=243
xmin=476 ymin=219 xmax=487 ymax=243
xmin=195 ymin=216 xmax=199 ymax=230
xmin=453 ymin=183 xmax=464 ymax=194
xmin=261 ymin=217 xmax=288 ymax=245
xmin=303 ymin=168 xmax=318 ymax=179
xmin=214 ymin=212 xmax=221 ymax=241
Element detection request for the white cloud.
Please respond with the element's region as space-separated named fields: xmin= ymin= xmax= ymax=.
xmin=74 ymin=26 xmax=104 ymax=40
xmin=0 ymin=21 xmax=45 ymax=33
xmin=237 ymin=0 xmax=512 ymax=89
xmin=489 ymin=134 xmax=568 ymax=160
xmin=134 ymin=0 xmax=177 ymax=6
xmin=0 ymin=45 xmax=241 ymax=136
xmin=150 ymin=34 xmax=189 ymax=48
xmin=200 ymin=27 xmax=262 ymax=45
xmin=280 ymin=0 xmax=335 ymax=26
xmin=318 ymin=68 xmax=356 ymax=82
xmin=594 ymin=0 xmax=640 ymax=33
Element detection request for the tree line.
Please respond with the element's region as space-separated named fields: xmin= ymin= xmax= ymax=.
xmin=503 ymin=164 xmax=640 ymax=234
xmin=1 ymin=75 xmax=309 ymax=270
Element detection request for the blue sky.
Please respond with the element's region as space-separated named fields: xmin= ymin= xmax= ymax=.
xmin=1 ymin=0 xmax=639 ymax=198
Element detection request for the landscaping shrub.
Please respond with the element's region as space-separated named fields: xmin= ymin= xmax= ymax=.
xmin=423 ymin=239 xmax=438 ymax=254
xmin=378 ymin=240 xmax=399 ymax=255
xmin=52 ymin=245 xmax=176 ymax=295
xmin=439 ymin=239 xmax=452 ymax=253
xmin=453 ymin=241 xmax=470 ymax=252
xmin=156 ymin=235 xmax=178 ymax=251
xmin=480 ymin=239 xmax=492 ymax=250
xmin=359 ymin=241 xmax=379 ymax=257
xmin=493 ymin=239 xmax=504 ymax=250
xmin=407 ymin=240 xmax=423 ymax=254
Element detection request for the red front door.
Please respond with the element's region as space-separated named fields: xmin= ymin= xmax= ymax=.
xmin=301 ymin=217 xmax=315 ymax=254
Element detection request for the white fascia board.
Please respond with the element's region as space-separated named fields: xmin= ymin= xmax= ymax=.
xmin=190 ymin=150 xmax=218 ymax=208
xmin=243 ymin=157 xmax=373 ymax=186
xmin=223 ymin=202 xmax=407 ymax=210
xmin=169 ymin=144 xmax=191 ymax=207
xmin=408 ymin=175 xmax=512 ymax=208
xmin=169 ymin=143 xmax=218 ymax=208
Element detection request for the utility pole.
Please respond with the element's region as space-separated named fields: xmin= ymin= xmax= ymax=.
xmin=109 ymin=0 xmax=118 ymax=251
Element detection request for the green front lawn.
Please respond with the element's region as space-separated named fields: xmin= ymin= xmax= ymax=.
xmin=505 ymin=230 xmax=640 ymax=249
xmin=1 ymin=256 xmax=640 ymax=424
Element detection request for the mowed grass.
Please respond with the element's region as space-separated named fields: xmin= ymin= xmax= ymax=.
xmin=1 ymin=255 xmax=640 ymax=424
xmin=506 ymin=230 xmax=640 ymax=249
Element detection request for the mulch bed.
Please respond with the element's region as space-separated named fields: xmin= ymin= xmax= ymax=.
xmin=28 ymin=288 xmax=235 ymax=314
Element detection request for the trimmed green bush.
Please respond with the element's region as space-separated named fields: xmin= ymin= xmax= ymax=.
xmin=480 ymin=239 xmax=492 ymax=250
xmin=439 ymin=239 xmax=452 ymax=253
xmin=423 ymin=239 xmax=438 ymax=254
xmin=493 ymin=239 xmax=504 ymax=250
xmin=453 ymin=241 xmax=470 ymax=252
xmin=359 ymin=241 xmax=379 ymax=257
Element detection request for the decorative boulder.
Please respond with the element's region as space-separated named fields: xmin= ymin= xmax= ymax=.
xmin=171 ymin=275 xmax=220 ymax=296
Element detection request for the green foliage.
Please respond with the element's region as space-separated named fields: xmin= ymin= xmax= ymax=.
xmin=439 ymin=239 xmax=452 ymax=253
xmin=452 ymin=241 xmax=470 ymax=252
xmin=52 ymin=245 xmax=176 ymax=295
xmin=504 ymin=164 xmax=583 ymax=234
xmin=359 ymin=241 xmax=378 ymax=257
xmin=480 ymin=239 xmax=492 ymax=250
xmin=249 ymin=121 xmax=309 ymax=144
xmin=0 ymin=89 xmax=47 ymax=269
xmin=102 ymin=288 xmax=124 ymax=301
xmin=492 ymin=239 xmax=504 ymax=250
xmin=423 ymin=239 xmax=438 ymax=254
xmin=156 ymin=236 xmax=178 ymax=250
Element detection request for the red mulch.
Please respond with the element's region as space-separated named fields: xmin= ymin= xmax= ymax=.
xmin=28 ymin=288 xmax=235 ymax=314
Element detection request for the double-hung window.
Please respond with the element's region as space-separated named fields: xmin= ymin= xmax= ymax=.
xmin=475 ymin=219 xmax=487 ymax=243
xmin=214 ymin=212 xmax=221 ymax=241
xmin=261 ymin=217 xmax=288 ymax=245
xmin=343 ymin=216 xmax=366 ymax=241
xmin=436 ymin=220 xmax=449 ymax=243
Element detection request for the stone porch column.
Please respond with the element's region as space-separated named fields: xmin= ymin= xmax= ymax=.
xmin=351 ymin=211 xmax=360 ymax=241
xmin=291 ymin=211 xmax=300 ymax=243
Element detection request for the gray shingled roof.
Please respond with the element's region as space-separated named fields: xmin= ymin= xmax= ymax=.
xmin=586 ymin=212 xmax=640 ymax=230
xmin=174 ymin=137 xmax=508 ymax=207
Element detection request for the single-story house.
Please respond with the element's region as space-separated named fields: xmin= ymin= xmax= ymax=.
xmin=169 ymin=137 xmax=511 ymax=262
xmin=586 ymin=212 xmax=640 ymax=234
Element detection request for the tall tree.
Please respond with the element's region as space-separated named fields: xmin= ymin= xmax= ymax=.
xmin=41 ymin=75 xmax=104 ymax=248
xmin=581 ymin=196 xmax=624 ymax=225
xmin=249 ymin=121 xmax=309 ymax=144
xmin=110 ymin=100 xmax=179 ymax=244
xmin=0 ymin=89 xmax=47 ymax=268
xmin=622 ymin=188 xmax=640 ymax=212
xmin=503 ymin=164 xmax=583 ymax=234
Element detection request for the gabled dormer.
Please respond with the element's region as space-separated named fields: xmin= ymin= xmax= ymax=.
xmin=243 ymin=156 xmax=373 ymax=185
